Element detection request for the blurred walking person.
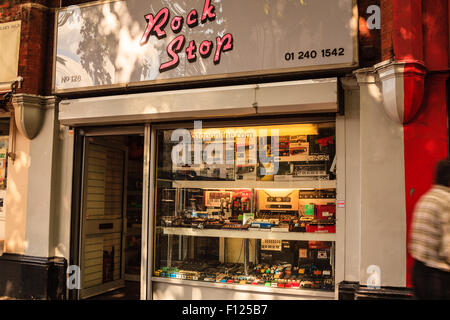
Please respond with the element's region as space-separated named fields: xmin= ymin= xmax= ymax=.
xmin=409 ymin=159 xmax=450 ymax=299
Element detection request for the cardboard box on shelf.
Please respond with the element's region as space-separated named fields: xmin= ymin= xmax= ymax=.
xmin=315 ymin=204 xmax=336 ymax=220
xmin=306 ymin=225 xmax=336 ymax=233
xmin=304 ymin=204 xmax=315 ymax=216
xmin=257 ymin=189 xmax=299 ymax=211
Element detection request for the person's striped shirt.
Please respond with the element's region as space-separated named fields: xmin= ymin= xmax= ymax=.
xmin=409 ymin=185 xmax=450 ymax=272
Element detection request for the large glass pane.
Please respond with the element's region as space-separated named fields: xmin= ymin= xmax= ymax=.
xmin=153 ymin=122 xmax=336 ymax=292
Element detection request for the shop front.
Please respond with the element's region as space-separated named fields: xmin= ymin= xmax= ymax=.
xmin=3 ymin=0 xmax=449 ymax=301
xmin=52 ymin=0 xmax=412 ymax=300
xmin=59 ymin=79 xmax=345 ymax=300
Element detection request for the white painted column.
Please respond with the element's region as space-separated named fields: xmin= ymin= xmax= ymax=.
xmin=4 ymin=119 xmax=30 ymax=254
xmin=355 ymin=69 xmax=407 ymax=288
xmin=23 ymin=98 xmax=59 ymax=258
xmin=340 ymin=76 xmax=361 ymax=283
xmin=4 ymin=96 xmax=71 ymax=260
xmin=48 ymin=124 xmax=74 ymax=260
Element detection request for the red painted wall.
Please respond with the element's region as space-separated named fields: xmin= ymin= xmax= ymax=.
xmin=422 ymin=1 xmax=449 ymax=71
xmin=404 ymin=75 xmax=449 ymax=286
xmin=392 ymin=0 xmax=423 ymax=62
xmin=396 ymin=0 xmax=450 ymax=287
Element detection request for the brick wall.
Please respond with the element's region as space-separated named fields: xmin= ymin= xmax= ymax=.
xmin=380 ymin=0 xmax=394 ymax=61
xmin=0 ymin=1 xmax=60 ymax=96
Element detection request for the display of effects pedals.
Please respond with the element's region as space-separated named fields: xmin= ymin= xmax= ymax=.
xmin=289 ymin=203 xmax=336 ymax=233
xmin=160 ymin=203 xmax=336 ymax=233
xmin=160 ymin=187 xmax=336 ymax=233
xmin=153 ymin=262 xmax=334 ymax=291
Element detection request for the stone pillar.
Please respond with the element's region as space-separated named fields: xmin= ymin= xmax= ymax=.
xmin=340 ymin=76 xmax=361 ymax=283
xmin=0 ymin=95 xmax=67 ymax=299
xmin=355 ymin=66 xmax=407 ymax=288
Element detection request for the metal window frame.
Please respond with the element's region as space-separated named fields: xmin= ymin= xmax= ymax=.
xmin=69 ymin=125 xmax=146 ymax=300
xmin=146 ymin=116 xmax=345 ymax=300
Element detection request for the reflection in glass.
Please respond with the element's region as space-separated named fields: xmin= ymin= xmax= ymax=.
xmin=154 ymin=122 xmax=336 ymax=291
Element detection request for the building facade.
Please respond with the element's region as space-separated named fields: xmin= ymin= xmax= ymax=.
xmin=0 ymin=0 xmax=448 ymax=300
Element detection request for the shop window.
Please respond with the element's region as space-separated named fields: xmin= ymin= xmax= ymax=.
xmin=0 ymin=118 xmax=9 ymax=190
xmin=0 ymin=117 xmax=9 ymax=243
xmin=153 ymin=121 xmax=337 ymax=292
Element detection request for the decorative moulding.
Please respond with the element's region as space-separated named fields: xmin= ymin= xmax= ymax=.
xmin=339 ymin=76 xmax=359 ymax=91
xmin=376 ymin=60 xmax=427 ymax=124
xmin=11 ymin=94 xmax=56 ymax=140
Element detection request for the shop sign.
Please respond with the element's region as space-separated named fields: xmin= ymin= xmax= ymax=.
xmin=0 ymin=21 xmax=21 ymax=84
xmin=53 ymin=0 xmax=357 ymax=92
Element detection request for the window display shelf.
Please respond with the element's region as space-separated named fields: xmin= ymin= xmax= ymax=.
xmin=151 ymin=276 xmax=336 ymax=298
xmin=276 ymin=154 xmax=330 ymax=162
xmin=170 ymin=179 xmax=336 ymax=190
xmin=161 ymin=226 xmax=336 ymax=242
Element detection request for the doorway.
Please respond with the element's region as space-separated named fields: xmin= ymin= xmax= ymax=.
xmin=75 ymin=130 xmax=144 ymax=300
